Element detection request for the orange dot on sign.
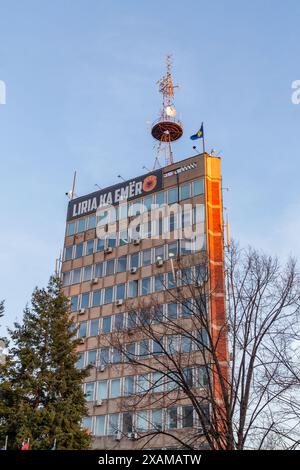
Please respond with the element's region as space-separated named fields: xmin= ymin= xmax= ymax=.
xmin=143 ymin=175 xmax=157 ymax=192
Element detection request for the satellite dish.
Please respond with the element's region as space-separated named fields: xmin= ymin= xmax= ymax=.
xmin=165 ymin=105 xmax=177 ymax=117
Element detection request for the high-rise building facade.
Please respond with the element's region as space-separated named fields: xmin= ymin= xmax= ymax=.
xmin=61 ymin=152 xmax=227 ymax=449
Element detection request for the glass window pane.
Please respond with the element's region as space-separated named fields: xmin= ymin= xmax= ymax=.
xmin=193 ymin=179 xmax=204 ymax=196
xmin=168 ymin=187 xmax=178 ymax=204
xmin=168 ymin=407 xmax=178 ymax=429
xmin=88 ymin=215 xmax=97 ymax=229
xmin=139 ymin=340 xmax=150 ymax=357
xmin=92 ymin=290 xmax=101 ymax=307
xmin=95 ymin=416 xmax=105 ymax=436
xmin=155 ymin=191 xmax=165 ymax=207
xmin=125 ymin=342 xmax=136 ymax=360
xmin=99 ymin=347 xmax=109 ymax=365
xmin=152 ymin=372 xmax=164 ymax=392
xmin=86 ymin=239 xmax=94 ymax=255
xmin=142 ymin=249 xmax=152 ymax=266
xmin=94 ymin=263 xmax=103 ymax=278
xmin=180 ymin=183 xmax=191 ymax=200
xmin=167 ymin=242 xmax=178 ymax=258
xmin=104 ymin=287 xmax=114 ymax=304
xmin=130 ymin=253 xmax=139 ymax=269
xmin=182 ymin=405 xmax=194 ymax=428
xmin=76 ymin=352 xmax=85 ymax=369
xmin=78 ymin=321 xmax=87 ymax=338
xmin=127 ymin=312 xmax=137 ymax=329
xmin=141 ymin=277 xmax=151 ymax=296
xmin=102 ymin=316 xmax=112 ymax=334
xmin=83 ymin=416 xmax=93 ymax=432
xmin=78 ymin=219 xmax=86 ymax=233
xmin=167 ymin=303 xmax=178 ymax=320
xmin=111 ymin=348 xmax=121 ymax=364
xmin=123 ymin=412 xmax=133 ymax=433
xmin=128 ymin=280 xmax=138 ymax=298
xmin=154 ymin=245 xmax=164 ymax=262
xmin=87 ymin=349 xmax=97 ymax=366
xmin=152 ymin=409 xmax=162 ymax=431
xmin=81 ymin=293 xmax=90 ymax=308
xmin=64 ymin=246 xmax=73 ymax=261
xmin=72 ymin=268 xmax=81 ymax=284
xmin=96 ymin=238 xmax=105 ymax=252
xmin=114 ymin=313 xmax=124 ymax=331
xmin=67 ymin=222 xmax=76 ymax=236
xmin=108 ymin=414 xmax=119 ymax=435
xmin=83 ymin=265 xmax=92 ymax=282
xmin=143 ymin=196 xmax=153 ymax=212
xmin=117 ymin=255 xmax=127 ymax=272
xmin=137 ymin=374 xmax=149 ymax=394
xmin=85 ymin=382 xmax=95 ymax=401
xmin=154 ymin=274 xmax=164 ymax=292
xmin=106 ymin=259 xmax=115 ymax=276
xmin=124 ymin=376 xmax=134 ymax=396
xmin=119 ymin=229 xmax=128 ymax=245
xmin=97 ymin=380 xmax=108 ymax=400
xmin=110 ymin=378 xmax=120 ymax=398
xmin=181 ymin=337 xmax=192 ymax=353
xmin=182 ymin=299 xmax=193 ymax=318
xmin=71 ymin=295 xmax=79 ymax=312
xmin=75 ymin=243 xmax=83 ymax=258
xmin=136 ymin=411 xmax=148 ymax=432
xmin=153 ymin=338 xmax=164 ymax=355
xmin=90 ymin=319 xmax=99 ymax=336
xmin=63 ymin=271 xmax=71 ymax=287
xmin=167 ymin=272 xmax=176 ymax=289
xmin=116 ymin=284 xmax=126 ymax=300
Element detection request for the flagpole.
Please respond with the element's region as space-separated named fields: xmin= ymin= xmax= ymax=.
xmin=202 ymin=122 xmax=206 ymax=154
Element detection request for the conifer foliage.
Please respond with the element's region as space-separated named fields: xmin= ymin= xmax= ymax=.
xmin=0 ymin=277 xmax=90 ymax=449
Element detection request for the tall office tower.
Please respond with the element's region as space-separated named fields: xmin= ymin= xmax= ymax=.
xmin=61 ymin=59 xmax=228 ymax=449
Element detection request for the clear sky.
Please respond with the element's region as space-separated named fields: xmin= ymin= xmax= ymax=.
xmin=0 ymin=0 xmax=299 ymax=331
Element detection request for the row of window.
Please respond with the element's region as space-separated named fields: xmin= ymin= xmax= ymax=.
xmin=67 ymin=179 xmax=204 ymax=236
xmin=64 ymin=240 xmax=205 ymax=287
xmin=68 ymin=266 xmax=206 ymax=309
xmin=75 ymin=298 xmax=202 ymax=337
xmin=76 ymin=331 xmax=209 ymax=369
xmin=83 ymin=366 xmax=209 ymax=403
xmin=64 ymin=206 xmax=205 ymax=261
xmin=82 ymin=403 xmax=208 ymax=436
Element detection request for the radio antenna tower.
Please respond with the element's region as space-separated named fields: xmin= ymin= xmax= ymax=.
xmin=151 ymin=55 xmax=183 ymax=168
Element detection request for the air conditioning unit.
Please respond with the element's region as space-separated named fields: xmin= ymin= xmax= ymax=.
xmin=104 ymin=246 xmax=113 ymax=254
xmin=91 ymin=277 xmax=99 ymax=285
xmin=127 ymin=432 xmax=138 ymax=440
xmin=116 ymin=299 xmax=123 ymax=306
xmin=95 ymin=399 xmax=103 ymax=407
xmin=130 ymin=267 xmax=137 ymax=274
xmin=98 ymin=364 xmax=106 ymax=372
xmin=156 ymin=259 xmax=164 ymax=267
xmin=78 ymin=337 xmax=85 ymax=344
xmin=133 ymin=239 xmax=140 ymax=245
xmin=79 ymin=308 xmax=86 ymax=315
xmin=114 ymin=431 xmax=122 ymax=441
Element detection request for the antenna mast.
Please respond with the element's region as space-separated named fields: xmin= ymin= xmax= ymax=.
xmin=151 ymin=55 xmax=183 ymax=168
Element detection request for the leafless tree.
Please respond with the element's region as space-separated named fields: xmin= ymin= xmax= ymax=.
xmin=109 ymin=242 xmax=300 ymax=450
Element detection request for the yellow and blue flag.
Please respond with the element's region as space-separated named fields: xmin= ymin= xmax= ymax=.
xmin=190 ymin=123 xmax=204 ymax=140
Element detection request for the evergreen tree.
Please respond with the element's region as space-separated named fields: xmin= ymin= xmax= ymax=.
xmin=0 ymin=277 xmax=90 ymax=449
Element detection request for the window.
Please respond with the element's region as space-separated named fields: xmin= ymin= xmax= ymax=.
xmin=182 ymin=208 xmax=192 ymax=228
xmin=180 ymin=183 xmax=191 ymax=200
xmin=102 ymin=316 xmax=112 ymax=334
xmin=123 ymin=412 xmax=133 ymax=433
xmin=116 ymin=283 xmax=126 ymax=300
xmin=151 ymin=409 xmax=163 ymax=431
xmin=107 ymin=235 xmax=117 ymax=248
xmin=71 ymin=295 xmax=79 ymax=312
xmin=106 ymin=259 xmax=115 ymax=276
xmin=193 ymin=179 xmax=204 ymax=196
xmin=86 ymin=239 xmax=94 ymax=255
xmin=108 ymin=414 xmax=119 ymax=435
xmin=85 ymin=382 xmax=95 ymax=401
xmin=62 ymin=271 xmax=71 ymax=287
xmin=90 ymin=318 xmax=99 ymax=336
xmin=181 ymin=267 xmax=193 ymax=285
xmin=143 ymin=195 xmax=153 ymax=212
xmin=95 ymin=415 xmax=105 ymax=436
xmin=99 ymin=347 xmax=109 ymax=365
xmin=110 ymin=378 xmax=121 ymax=399
xmin=195 ymin=264 xmax=207 ymax=284
xmin=92 ymin=290 xmax=101 ymax=307
xmin=139 ymin=339 xmax=150 ymax=357
xmin=97 ymin=380 xmax=108 ymax=400
xmin=96 ymin=238 xmax=105 ymax=252
xmin=141 ymin=277 xmax=151 ymax=296
xmin=167 ymin=335 xmax=178 ymax=354
xmin=166 ymin=372 xmax=178 ymax=391
xmin=75 ymin=243 xmax=83 ymax=258
xmin=167 ymin=272 xmax=176 ymax=289
xmin=112 ymin=348 xmax=122 ymax=364
xmin=78 ymin=219 xmax=86 ymax=233
xmin=136 ymin=411 xmax=148 ymax=432
xmin=154 ymin=274 xmax=164 ymax=292
xmin=183 ymin=367 xmax=193 ymax=387
xmin=137 ymin=374 xmax=149 ymax=394
xmin=197 ymin=329 xmax=209 ymax=348
xmin=128 ymin=280 xmax=138 ymax=298
xmin=94 ymin=262 xmax=103 ymax=278
xmin=119 ymin=203 xmax=128 ymax=220
xmin=153 ymin=304 xmax=164 ymax=323
xmin=104 ymin=287 xmax=114 ymax=304
xmin=124 ymin=376 xmax=134 ymax=396
xmin=78 ymin=321 xmax=87 ymax=338
xmin=182 ymin=299 xmax=193 ymax=318
xmin=194 ymin=204 xmax=205 ymax=224
xmin=168 ymin=187 xmax=178 ymax=204
xmin=167 ymin=241 xmax=178 ymax=259
xmin=87 ymin=349 xmax=97 ymax=366
xmin=155 ymin=191 xmax=165 ymax=207
xmin=182 ymin=405 xmax=194 ymax=428
xmin=130 ymin=253 xmax=139 ymax=269
xmin=87 ymin=215 xmax=97 ymax=229
xmin=168 ymin=407 xmax=178 ymax=429
xmin=198 ymin=366 xmax=209 ymax=387
xmin=119 ymin=229 xmax=128 ymax=246
xmin=152 ymin=372 xmax=164 ymax=392
xmin=114 ymin=313 xmax=124 ymax=331
xmin=76 ymin=352 xmax=84 ymax=369
xmin=82 ymin=416 xmax=93 ymax=432
xmin=153 ymin=338 xmax=163 ymax=355
xmin=167 ymin=303 xmax=178 ymax=320
xmin=125 ymin=342 xmax=136 ymax=360
xmin=72 ymin=268 xmax=81 ymax=284
xmin=64 ymin=246 xmax=73 ymax=261
xmin=81 ymin=293 xmax=90 ymax=309
xmin=117 ymin=255 xmax=127 ymax=272
xmin=127 ymin=311 xmax=137 ymax=329
xmin=181 ymin=238 xmax=193 ymax=255
xmin=154 ymin=245 xmax=164 ymax=262
xmin=142 ymin=249 xmax=151 ymax=266
xmin=67 ymin=221 xmax=76 ymax=236
xmin=83 ymin=265 xmax=92 ymax=282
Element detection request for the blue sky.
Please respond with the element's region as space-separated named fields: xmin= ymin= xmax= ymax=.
xmin=0 ymin=0 xmax=299 ymax=331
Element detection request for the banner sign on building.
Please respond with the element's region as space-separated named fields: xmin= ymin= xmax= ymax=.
xmin=67 ymin=169 xmax=163 ymax=221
